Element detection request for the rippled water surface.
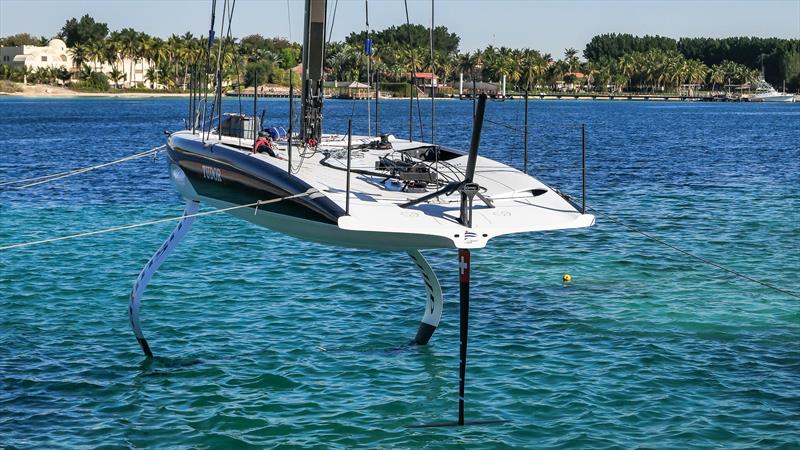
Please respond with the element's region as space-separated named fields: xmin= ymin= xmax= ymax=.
xmin=1 ymin=96 xmax=799 ymax=449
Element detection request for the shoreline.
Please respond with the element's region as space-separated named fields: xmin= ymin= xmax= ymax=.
xmin=0 ymin=84 xmax=190 ymax=98
xmin=3 ymin=84 xmax=797 ymax=103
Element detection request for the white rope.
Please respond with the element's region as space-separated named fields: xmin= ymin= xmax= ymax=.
xmin=0 ymin=145 xmax=165 ymax=189
xmin=588 ymin=206 xmax=800 ymax=300
xmin=0 ymin=191 xmax=314 ymax=251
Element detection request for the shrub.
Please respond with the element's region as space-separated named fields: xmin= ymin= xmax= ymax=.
xmin=71 ymin=71 xmax=110 ymax=92
xmin=379 ymin=82 xmax=411 ymax=97
xmin=0 ymin=80 xmax=23 ymax=93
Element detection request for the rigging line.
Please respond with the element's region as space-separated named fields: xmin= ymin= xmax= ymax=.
xmin=222 ymin=0 xmax=244 ymax=146
xmin=201 ymin=0 xmax=218 ymax=141
xmin=484 ymin=117 xmax=524 ymax=133
xmin=3 ymin=146 xmax=165 ymax=190
xmin=587 ymin=205 xmax=800 ymax=300
xmin=403 ymin=0 xmax=424 ymax=141
xmin=0 ymin=146 xmax=164 ymax=186
xmin=205 ymin=0 xmax=226 ymax=142
xmin=0 ymin=191 xmax=314 ymax=252
xmin=224 ymin=0 xmax=239 ymax=130
xmin=429 ymin=0 xmax=434 ymax=141
xmin=365 ymin=0 xmax=371 ymax=137
xmin=209 ymin=0 xmax=229 ymax=142
xmin=286 ymin=0 xmax=293 ymax=42
xmin=429 ymin=0 xmax=437 ymax=172
xmin=325 ymin=0 xmax=339 ymax=48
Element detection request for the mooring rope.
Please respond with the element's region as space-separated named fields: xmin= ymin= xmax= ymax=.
xmin=0 ymin=145 xmax=165 ymax=189
xmin=587 ymin=206 xmax=800 ymax=299
xmin=0 ymin=191 xmax=313 ymax=251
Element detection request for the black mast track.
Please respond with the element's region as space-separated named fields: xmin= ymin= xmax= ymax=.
xmin=300 ymin=0 xmax=327 ymax=144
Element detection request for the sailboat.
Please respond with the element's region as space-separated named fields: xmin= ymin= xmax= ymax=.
xmin=131 ymin=0 xmax=595 ymax=426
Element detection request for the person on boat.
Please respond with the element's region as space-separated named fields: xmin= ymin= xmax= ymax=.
xmin=253 ymin=131 xmax=276 ymax=157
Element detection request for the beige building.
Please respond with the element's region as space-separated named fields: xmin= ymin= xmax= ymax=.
xmin=0 ymin=38 xmax=71 ymax=71
xmin=1 ymin=38 xmax=153 ymax=87
xmin=86 ymin=58 xmax=154 ymax=88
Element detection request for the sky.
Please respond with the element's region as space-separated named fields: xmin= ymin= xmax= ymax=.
xmin=1 ymin=0 xmax=798 ymax=58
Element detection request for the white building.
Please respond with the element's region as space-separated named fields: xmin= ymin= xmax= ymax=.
xmin=86 ymin=57 xmax=154 ymax=88
xmin=1 ymin=38 xmax=154 ymax=87
xmin=0 ymin=38 xmax=71 ymax=71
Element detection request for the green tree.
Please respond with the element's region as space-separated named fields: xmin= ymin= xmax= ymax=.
xmin=109 ymin=66 xmax=125 ymax=88
xmin=69 ymin=44 xmax=88 ymax=76
xmin=55 ymin=67 xmax=72 ymax=85
xmin=58 ymin=14 xmax=109 ymax=47
xmin=119 ymin=28 xmax=140 ymax=87
xmin=0 ymin=33 xmax=43 ymax=47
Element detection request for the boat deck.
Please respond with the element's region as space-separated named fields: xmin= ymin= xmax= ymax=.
xmin=189 ymin=131 xmax=594 ymax=249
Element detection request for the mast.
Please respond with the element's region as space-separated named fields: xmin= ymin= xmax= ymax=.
xmin=300 ymin=0 xmax=327 ymax=144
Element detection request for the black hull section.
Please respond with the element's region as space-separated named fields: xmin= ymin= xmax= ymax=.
xmin=167 ymin=133 xmax=345 ymax=225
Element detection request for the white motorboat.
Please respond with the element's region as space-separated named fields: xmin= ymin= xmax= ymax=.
xmin=749 ymin=79 xmax=795 ymax=102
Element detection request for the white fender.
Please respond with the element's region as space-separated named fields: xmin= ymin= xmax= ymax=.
xmin=408 ymin=250 xmax=444 ymax=345
xmin=129 ymin=200 xmax=199 ymax=357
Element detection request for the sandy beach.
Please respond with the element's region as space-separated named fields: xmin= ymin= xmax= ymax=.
xmin=1 ymin=83 xmax=190 ymax=97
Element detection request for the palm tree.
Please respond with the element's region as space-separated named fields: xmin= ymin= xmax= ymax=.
xmin=106 ymin=31 xmax=122 ymax=71
xmin=86 ymin=40 xmax=105 ymax=72
xmin=166 ymin=34 xmax=182 ymax=88
xmin=119 ymin=28 xmax=139 ymax=87
xmin=132 ymin=32 xmax=148 ymax=87
xmin=144 ymin=66 xmax=158 ymax=89
xmin=180 ymin=32 xmax=198 ymax=89
xmin=564 ymin=48 xmax=580 ymax=73
xmin=520 ymin=49 xmax=545 ymax=91
xmin=109 ymin=67 xmax=125 ymax=88
xmin=709 ymin=65 xmax=725 ymax=93
xmin=618 ymin=53 xmax=636 ymax=92
xmin=78 ymin=63 xmax=93 ymax=81
xmin=69 ymin=44 xmax=88 ymax=78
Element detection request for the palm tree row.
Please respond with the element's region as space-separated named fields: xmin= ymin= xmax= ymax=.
xmin=322 ymin=43 xmax=759 ymax=95
xmin=3 ymin=25 xmax=763 ymax=95
xmin=63 ymin=29 xmax=303 ymax=90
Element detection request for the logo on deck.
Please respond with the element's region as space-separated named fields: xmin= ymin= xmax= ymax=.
xmin=463 ymin=230 xmax=478 ymax=244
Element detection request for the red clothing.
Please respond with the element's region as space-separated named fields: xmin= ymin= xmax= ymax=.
xmin=253 ymin=138 xmax=271 ymax=153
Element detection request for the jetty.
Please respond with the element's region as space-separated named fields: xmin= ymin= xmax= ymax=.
xmin=225 ymin=86 xmax=298 ymax=98
xmin=459 ymin=93 xmax=744 ymax=102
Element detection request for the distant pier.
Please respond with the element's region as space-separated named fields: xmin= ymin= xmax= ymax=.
xmin=460 ymin=93 xmax=743 ymax=102
xmin=225 ymin=88 xmax=297 ymax=98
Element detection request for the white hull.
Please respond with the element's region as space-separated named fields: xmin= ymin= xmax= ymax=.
xmin=204 ymin=195 xmax=455 ymax=251
xmin=750 ymin=93 xmax=795 ymax=102
xmin=168 ymin=131 xmax=595 ymax=251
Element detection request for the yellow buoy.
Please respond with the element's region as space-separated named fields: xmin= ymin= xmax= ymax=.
xmin=563 ymin=274 xmax=572 ymax=283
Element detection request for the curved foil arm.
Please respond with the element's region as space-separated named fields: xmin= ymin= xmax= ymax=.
xmin=129 ymin=200 xmax=199 ymax=357
xmin=408 ymin=250 xmax=444 ymax=345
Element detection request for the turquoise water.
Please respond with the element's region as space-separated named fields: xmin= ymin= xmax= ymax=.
xmin=1 ymin=97 xmax=798 ymax=449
